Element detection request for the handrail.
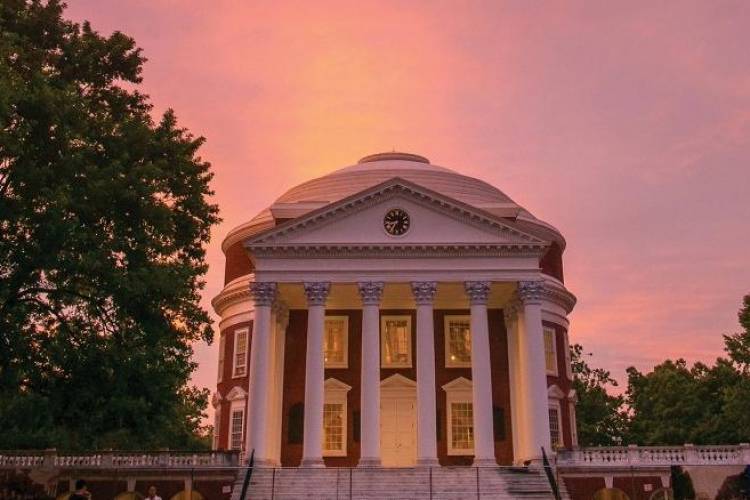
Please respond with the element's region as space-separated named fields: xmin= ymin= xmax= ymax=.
xmin=238 ymin=449 xmax=254 ymax=500
xmin=542 ymin=447 xmax=561 ymax=500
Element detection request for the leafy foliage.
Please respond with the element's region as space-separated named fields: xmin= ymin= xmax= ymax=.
xmin=0 ymin=0 xmax=219 ymax=449
xmin=570 ymin=344 xmax=628 ymax=446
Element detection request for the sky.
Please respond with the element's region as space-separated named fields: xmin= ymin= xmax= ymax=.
xmin=64 ymin=1 xmax=750 ymax=400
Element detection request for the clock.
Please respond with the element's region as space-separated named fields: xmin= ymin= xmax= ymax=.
xmin=383 ymin=208 xmax=410 ymax=236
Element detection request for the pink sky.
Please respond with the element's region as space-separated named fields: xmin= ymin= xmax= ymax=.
xmin=65 ymin=1 xmax=750 ymax=398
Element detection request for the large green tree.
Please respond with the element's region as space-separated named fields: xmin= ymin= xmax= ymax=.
xmin=570 ymin=344 xmax=628 ymax=446
xmin=0 ymin=0 xmax=219 ymax=449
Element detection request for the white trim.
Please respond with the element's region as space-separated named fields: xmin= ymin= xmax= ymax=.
xmin=442 ymin=377 xmax=474 ymax=456
xmin=381 ymin=315 xmax=413 ymax=368
xmin=323 ymin=378 xmax=352 ymax=457
xmin=548 ymin=399 xmax=564 ymax=450
xmin=569 ymin=400 xmax=578 ymax=447
xmin=563 ymin=329 xmax=573 ymax=380
xmin=324 ymin=316 xmax=349 ymax=368
xmin=229 ymin=399 xmax=245 ymax=452
xmin=444 ymin=315 xmax=472 ymax=368
xmin=543 ymin=326 xmax=558 ymax=376
xmin=547 ymin=384 xmax=565 ymax=400
xmin=213 ymin=405 xmax=222 ymax=450
xmin=232 ymin=327 xmax=249 ymax=378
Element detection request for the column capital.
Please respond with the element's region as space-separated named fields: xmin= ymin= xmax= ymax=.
xmin=303 ymin=282 xmax=331 ymax=306
xmin=518 ymin=281 xmax=544 ymax=305
xmin=249 ymin=282 xmax=277 ymax=306
xmin=411 ymin=281 xmax=438 ymax=305
xmin=503 ymin=297 xmax=522 ymax=324
xmin=464 ymin=281 xmax=491 ymax=305
xmin=358 ymin=281 xmax=385 ymax=306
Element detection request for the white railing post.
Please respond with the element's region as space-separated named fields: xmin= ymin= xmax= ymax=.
xmin=627 ymin=444 xmax=640 ymax=465
xmin=43 ymin=449 xmax=56 ymax=469
xmin=740 ymin=443 xmax=750 ymax=464
xmin=684 ymin=444 xmax=698 ymax=465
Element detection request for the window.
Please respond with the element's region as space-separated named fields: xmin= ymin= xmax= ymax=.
xmin=230 ymin=408 xmax=244 ymax=451
xmin=217 ymin=334 xmax=226 ymax=382
xmin=323 ymin=403 xmax=345 ymax=454
xmin=213 ymin=406 xmax=221 ymax=450
xmin=444 ymin=315 xmax=472 ymax=367
xmin=322 ymin=378 xmax=351 ymax=457
xmin=548 ymin=404 xmax=563 ymax=449
xmin=569 ymin=401 xmax=578 ymax=447
xmin=324 ymin=316 xmax=348 ymax=368
xmin=381 ymin=316 xmax=412 ymax=368
xmin=450 ymin=402 xmax=474 ymax=453
xmin=442 ymin=377 xmax=474 ymax=455
xmin=544 ymin=327 xmax=558 ymax=375
xmin=233 ymin=328 xmax=249 ymax=378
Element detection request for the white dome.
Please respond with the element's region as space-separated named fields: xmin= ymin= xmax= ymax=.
xmin=223 ymin=153 xmax=564 ymax=251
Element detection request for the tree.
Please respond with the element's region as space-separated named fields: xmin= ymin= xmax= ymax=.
xmin=570 ymin=344 xmax=628 ymax=446
xmin=724 ymin=295 xmax=750 ymax=373
xmin=0 ymin=0 xmax=219 ymax=449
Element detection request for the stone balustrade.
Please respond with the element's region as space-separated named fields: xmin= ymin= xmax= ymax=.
xmin=0 ymin=449 xmax=240 ymax=469
xmin=557 ymin=444 xmax=750 ymax=467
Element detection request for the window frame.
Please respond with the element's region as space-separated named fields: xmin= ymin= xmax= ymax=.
xmin=217 ymin=333 xmax=226 ymax=382
xmin=324 ymin=315 xmax=349 ymax=369
xmin=444 ymin=315 xmax=472 ymax=368
xmin=548 ymin=399 xmax=564 ymax=450
xmin=569 ymin=400 xmax=578 ymax=447
xmin=380 ymin=315 xmax=413 ymax=368
xmin=443 ymin=377 xmax=475 ymax=456
xmin=322 ymin=378 xmax=351 ymax=457
xmin=563 ymin=329 xmax=574 ymax=379
xmin=229 ymin=402 xmax=245 ymax=452
xmin=543 ymin=326 xmax=559 ymax=376
xmin=213 ymin=405 xmax=222 ymax=450
xmin=232 ymin=328 xmax=249 ymax=378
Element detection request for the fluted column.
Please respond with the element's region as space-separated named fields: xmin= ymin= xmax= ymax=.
xmin=464 ymin=281 xmax=496 ymax=466
xmin=358 ymin=281 xmax=384 ymax=467
xmin=503 ymin=301 xmax=525 ymax=464
xmin=301 ymin=282 xmax=331 ymax=467
xmin=517 ymin=281 xmax=552 ymax=462
xmin=246 ymin=281 xmax=277 ymax=466
xmin=412 ymin=281 xmax=439 ymax=466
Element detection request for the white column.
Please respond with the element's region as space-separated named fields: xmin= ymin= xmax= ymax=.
xmin=412 ymin=281 xmax=439 ymax=466
xmin=464 ymin=281 xmax=497 ymax=466
xmin=358 ymin=281 xmax=384 ymax=467
xmin=246 ymin=281 xmax=277 ymax=466
xmin=270 ymin=302 xmax=289 ymax=465
xmin=301 ymin=282 xmax=330 ymax=467
xmin=504 ymin=302 xmax=525 ymax=464
xmin=517 ymin=281 xmax=552 ymax=462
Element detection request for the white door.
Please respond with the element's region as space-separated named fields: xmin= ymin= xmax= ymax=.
xmin=380 ymin=396 xmax=417 ymax=467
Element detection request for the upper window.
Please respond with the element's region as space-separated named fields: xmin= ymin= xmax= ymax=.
xmin=217 ymin=334 xmax=226 ymax=382
xmin=230 ymin=408 xmax=244 ymax=451
xmin=381 ymin=316 xmax=412 ymax=368
xmin=444 ymin=315 xmax=472 ymax=367
xmin=324 ymin=316 xmax=349 ymax=368
xmin=544 ymin=327 xmax=558 ymax=375
xmin=233 ymin=328 xmax=249 ymax=378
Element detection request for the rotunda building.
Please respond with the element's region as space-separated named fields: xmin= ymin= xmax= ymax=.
xmin=211 ymin=152 xmax=577 ymax=468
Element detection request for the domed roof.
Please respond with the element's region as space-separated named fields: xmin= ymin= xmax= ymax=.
xmin=223 ymin=152 xmax=564 ymax=251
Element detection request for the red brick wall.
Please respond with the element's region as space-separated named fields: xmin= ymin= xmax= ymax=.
xmin=545 ymin=320 xmax=575 ymax=449
xmin=216 ymin=321 xmax=252 ymax=450
xmin=223 ymin=241 xmax=253 ymax=285
xmin=540 ymin=241 xmax=565 ymax=283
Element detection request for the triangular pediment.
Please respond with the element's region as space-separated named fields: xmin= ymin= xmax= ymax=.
xmin=245 ymin=178 xmax=548 ymax=256
xmin=380 ymin=373 xmax=417 ymax=389
xmin=225 ymin=386 xmax=247 ymax=401
xmin=442 ymin=376 xmax=473 ymax=392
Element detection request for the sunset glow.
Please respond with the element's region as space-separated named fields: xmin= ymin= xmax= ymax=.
xmin=65 ymin=0 xmax=750 ymax=396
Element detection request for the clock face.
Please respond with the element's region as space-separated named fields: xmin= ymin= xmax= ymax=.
xmin=383 ymin=208 xmax=410 ymax=236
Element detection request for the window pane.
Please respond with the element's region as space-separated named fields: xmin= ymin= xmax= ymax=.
xmin=323 ymin=403 xmax=344 ymax=451
xmin=544 ymin=328 xmax=556 ymax=372
xmin=231 ymin=409 xmax=244 ymax=450
xmin=451 ymin=402 xmax=474 ymax=450
xmin=549 ymin=407 xmax=561 ymax=448
xmin=447 ymin=319 xmax=472 ymax=365
xmin=324 ymin=318 xmax=346 ymax=367
xmin=383 ymin=318 xmax=410 ymax=366
xmin=234 ymin=330 xmax=248 ymax=377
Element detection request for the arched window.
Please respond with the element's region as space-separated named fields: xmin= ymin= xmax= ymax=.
xmin=592 ymin=488 xmax=630 ymax=500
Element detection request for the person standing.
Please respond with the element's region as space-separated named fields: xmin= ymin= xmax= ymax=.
xmin=68 ymin=479 xmax=91 ymax=499
xmin=144 ymin=486 xmax=162 ymax=500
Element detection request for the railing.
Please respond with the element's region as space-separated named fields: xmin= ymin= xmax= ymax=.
xmin=0 ymin=449 xmax=240 ymax=469
xmin=556 ymin=444 xmax=750 ymax=467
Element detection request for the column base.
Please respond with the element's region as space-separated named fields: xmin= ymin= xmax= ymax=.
xmin=357 ymin=457 xmax=382 ymax=467
xmin=472 ymin=457 xmax=498 ymax=467
xmin=416 ymin=458 xmax=440 ymax=467
xmin=299 ymin=458 xmax=325 ymax=468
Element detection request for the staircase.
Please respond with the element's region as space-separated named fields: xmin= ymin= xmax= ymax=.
xmin=231 ymin=465 xmax=571 ymax=499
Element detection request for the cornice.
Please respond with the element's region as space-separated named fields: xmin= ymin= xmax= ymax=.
xmin=542 ymin=282 xmax=577 ymax=314
xmin=212 ymin=277 xmax=253 ymax=316
xmin=249 ymin=243 xmax=547 ymax=259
